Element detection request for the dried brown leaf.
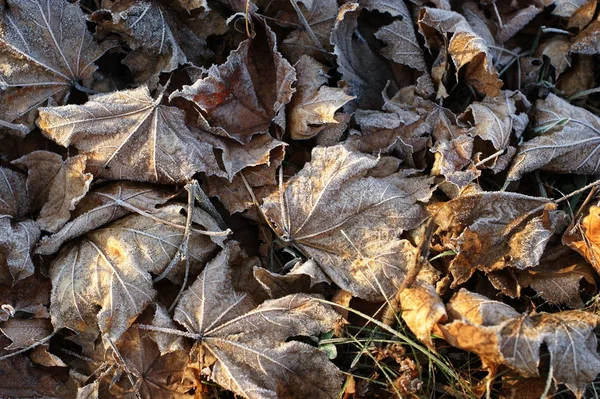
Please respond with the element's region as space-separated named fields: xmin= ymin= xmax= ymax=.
xmin=107 ymin=328 xmax=196 ymax=399
xmin=431 ymin=192 xmax=566 ymax=289
xmin=0 ymin=0 xmax=108 ymax=136
xmin=91 ymin=0 xmax=211 ymax=87
xmin=442 ymin=289 xmax=600 ymax=397
xmin=280 ymin=0 xmax=338 ymax=63
xmin=38 ymin=86 xmax=224 ymax=183
xmin=331 ymin=3 xmax=395 ymax=109
xmin=36 ymin=182 xmax=176 ymax=255
xmin=253 ymin=259 xmax=331 ymax=299
xmin=508 ymin=93 xmax=600 ymax=180
xmin=399 ymin=283 xmax=447 ymax=349
xmin=50 ymin=205 xmax=219 ymax=342
xmin=0 ymin=168 xmax=39 ymax=283
xmin=202 ymin=130 xmax=285 ymax=181
xmin=13 ymin=151 xmax=92 ymax=232
xmin=171 ymin=24 xmax=295 ymax=144
xmin=565 ymin=204 xmax=600 ymax=273
xmin=418 ymin=7 xmax=502 ymax=97
xmin=172 ymin=243 xmax=343 ymax=399
xmin=571 ymin=18 xmax=600 ymax=55
xmin=261 ymin=145 xmax=432 ymax=300
xmin=288 ymin=55 xmax=354 ymax=140
xmin=517 ymin=248 xmax=596 ymax=308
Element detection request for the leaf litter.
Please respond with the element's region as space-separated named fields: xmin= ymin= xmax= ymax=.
xmin=4 ymin=0 xmax=600 ymax=398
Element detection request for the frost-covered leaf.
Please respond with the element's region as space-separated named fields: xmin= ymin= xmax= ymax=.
xmin=508 ymin=94 xmax=600 ymax=180
xmin=91 ymin=0 xmax=211 ymax=87
xmin=288 ymin=55 xmax=354 ymax=140
xmin=441 ymin=289 xmax=600 ymax=397
xmin=330 ymin=3 xmax=395 ymax=109
xmin=173 ymin=243 xmax=343 ymax=399
xmin=261 ymin=145 xmax=432 ymax=300
xmin=171 ymin=24 xmax=295 ymax=144
xmin=0 ymin=0 xmax=107 ymax=135
xmin=36 ymin=182 xmax=176 ymax=255
xmin=418 ymin=7 xmax=502 ymax=97
xmin=0 ymin=168 xmax=39 ymax=284
xmin=253 ymin=259 xmax=331 ymax=299
xmin=38 ymin=86 xmax=224 ymax=183
xmin=50 ymin=205 xmax=218 ymax=342
xmin=431 ymin=192 xmax=566 ymax=289
xmin=13 ymin=151 xmax=92 ymax=232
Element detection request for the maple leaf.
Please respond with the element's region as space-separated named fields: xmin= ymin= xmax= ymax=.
xmin=441 ymin=289 xmax=600 ymax=397
xmin=172 ymin=243 xmax=343 ymax=399
xmin=0 ymin=0 xmax=108 ymax=136
xmin=77 ymin=327 xmax=197 ymax=399
xmin=49 ymin=205 xmax=220 ymax=342
xmin=38 ymin=85 xmax=225 ymax=184
xmin=430 ymin=191 xmax=566 ymax=290
xmin=261 ymin=145 xmax=433 ymax=300
xmin=36 ymin=182 xmax=176 ymax=255
xmin=418 ymin=7 xmax=503 ymax=97
xmin=0 ymin=273 xmax=50 ymax=322
xmin=288 ymin=55 xmax=354 ymax=140
xmin=91 ymin=0 xmax=211 ymax=87
xmin=374 ymin=3 xmax=428 ymax=72
xmin=12 ymin=151 xmax=92 ymax=233
xmin=517 ymin=247 xmax=596 ymax=308
xmin=171 ymin=23 xmax=296 ymax=144
xmin=508 ymin=93 xmax=600 ymax=180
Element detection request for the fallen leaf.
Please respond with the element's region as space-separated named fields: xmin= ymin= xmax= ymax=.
xmin=91 ymin=0 xmax=211 ymax=87
xmin=107 ymin=328 xmax=197 ymax=399
xmin=288 ymin=55 xmax=354 ymax=140
xmin=431 ymin=191 xmax=566 ymax=288
xmin=202 ymin=130 xmax=285 ymax=181
xmin=261 ymin=145 xmax=433 ymax=300
xmin=551 ymin=0 xmax=589 ymax=18
xmin=0 ymin=168 xmax=39 ymax=283
xmin=331 ymin=2 xmax=396 ymax=109
xmin=400 ymin=283 xmax=447 ymax=348
xmin=375 ymin=6 xmax=428 ymax=72
xmin=0 ymin=317 xmax=51 ymax=350
xmin=13 ymin=151 xmax=92 ymax=232
xmin=508 ymin=93 xmax=600 ymax=180
xmin=172 ymin=243 xmax=344 ymax=399
xmin=535 ymin=36 xmax=572 ymax=77
xmin=564 ymin=204 xmax=600 ymax=273
xmin=441 ymin=289 xmax=600 ymax=397
xmin=171 ymin=23 xmax=295 ymax=144
xmin=418 ymin=7 xmax=503 ymax=97
xmin=36 ymin=182 xmax=176 ymax=255
xmin=206 ymin=163 xmax=277 ymax=215
xmin=49 ymin=205 xmax=219 ymax=343
xmin=280 ymin=0 xmax=339 ymax=63
xmin=571 ymin=17 xmax=600 ymax=55
xmin=253 ymin=259 xmax=331 ymax=298
xmin=38 ymin=85 xmax=225 ymax=183
xmin=0 ymin=0 xmax=108 ymax=135
xmin=517 ymin=247 xmax=596 ymax=308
